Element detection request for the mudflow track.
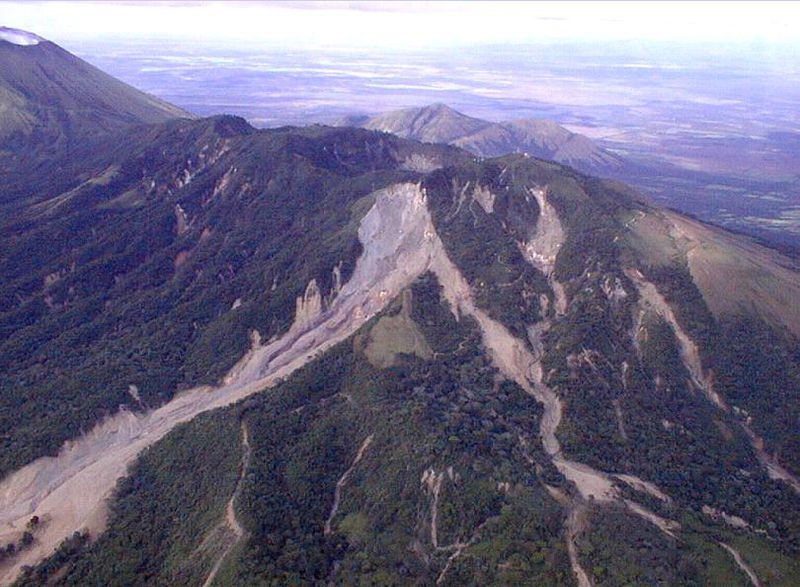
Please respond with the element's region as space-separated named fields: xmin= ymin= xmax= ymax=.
xmin=0 ymin=182 xmax=763 ymax=586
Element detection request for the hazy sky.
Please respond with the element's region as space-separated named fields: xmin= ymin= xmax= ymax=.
xmin=3 ymin=1 xmax=800 ymax=49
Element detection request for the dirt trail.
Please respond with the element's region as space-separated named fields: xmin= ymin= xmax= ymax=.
xmin=202 ymin=422 xmax=251 ymax=587
xmin=627 ymin=268 xmax=800 ymax=495
xmin=626 ymin=268 xmax=725 ymax=410
xmin=434 ymin=519 xmax=487 ymax=586
xmin=421 ymin=465 xmax=487 ymax=585
xmin=0 ymin=182 xmax=677 ymax=584
xmin=0 ymin=183 xmax=439 ymax=586
xmin=719 ymin=542 xmax=760 ymax=587
xmin=565 ymin=506 xmax=592 ymax=587
xmin=324 ymin=434 xmax=373 ymax=536
xmin=224 ymin=424 xmax=250 ymax=541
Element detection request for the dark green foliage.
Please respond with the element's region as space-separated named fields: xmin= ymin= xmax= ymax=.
xmin=641 ymin=263 xmax=716 ymax=350
xmin=0 ymin=119 xmax=466 ymax=478
xmin=486 ymin=161 xmax=800 ymax=555
xmin=216 ymin=273 xmax=569 ymax=584
xmin=553 ymin=295 xmax=800 ymax=552
xmin=545 ymin=178 xmax=623 ymax=283
xmin=423 ymin=163 xmax=550 ymax=340
xmin=579 ymin=506 xmax=703 ymax=586
xmin=715 ymin=317 xmax=800 ymax=477
xmin=44 ymin=410 xmax=241 ymax=586
xmin=627 ymin=262 xmax=800 ymax=542
xmin=442 ymin=492 xmax=573 ymax=586
xmin=4 ymin=113 xmax=800 ymax=585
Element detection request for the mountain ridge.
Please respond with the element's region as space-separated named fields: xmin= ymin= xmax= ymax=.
xmin=2 ymin=116 xmax=799 ymax=586
xmin=0 ymin=31 xmax=799 ymax=587
xmin=339 ymin=103 xmax=624 ymax=175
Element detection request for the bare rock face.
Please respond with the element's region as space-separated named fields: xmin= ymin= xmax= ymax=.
xmin=292 ymin=279 xmax=323 ymax=332
xmin=471 ymin=184 xmax=496 ymax=214
xmin=3 ymin=93 xmax=800 ymax=586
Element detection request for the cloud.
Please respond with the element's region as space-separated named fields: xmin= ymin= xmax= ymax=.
xmin=3 ymin=0 xmax=800 ymax=48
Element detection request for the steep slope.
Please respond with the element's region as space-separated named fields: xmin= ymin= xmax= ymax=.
xmin=626 ymin=207 xmax=800 ymax=338
xmin=345 ymin=103 xmax=623 ymax=175
xmin=0 ymin=115 xmax=466 ymax=481
xmin=0 ymin=27 xmax=191 ymax=150
xmin=1 ymin=121 xmax=799 ymax=584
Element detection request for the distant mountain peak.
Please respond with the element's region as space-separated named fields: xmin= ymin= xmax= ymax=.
xmin=423 ymin=102 xmax=456 ymax=113
xmin=344 ymin=103 xmax=623 ymax=174
xmin=354 ymin=103 xmax=489 ymax=145
xmin=417 ymin=102 xmax=473 ymax=118
xmin=0 ymin=30 xmax=192 ymax=152
xmin=0 ymin=26 xmax=44 ymax=46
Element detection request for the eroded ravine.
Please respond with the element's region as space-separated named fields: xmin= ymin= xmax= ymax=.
xmin=521 ymin=186 xmax=567 ymax=315
xmin=626 ymin=268 xmax=725 ymax=410
xmin=627 ymin=268 xmax=800 ymax=495
xmin=202 ymin=422 xmax=251 ymax=587
xmin=0 ymin=183 xmax=437 ymax=585
xmin=429 ymin=185 xmax=681 ymax=585
xmin=0 ymin=182 xmax=676 ymax=585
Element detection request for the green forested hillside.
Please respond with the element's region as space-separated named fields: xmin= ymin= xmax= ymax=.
xmin=3 ymin=118 xmax=800 ymax=586
xmin=14 ymin=410 xmax=241 ymax=586
xmin=21 ymin=272 xmax=800 ymax=586
xmin=0 ymin=117 xmax=465 ymax=478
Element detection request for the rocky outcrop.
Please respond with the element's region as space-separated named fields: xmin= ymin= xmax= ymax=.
xmin=0 ymin=183 xmax=440 ymax=583
xmin=291 ymin=279 xmax=323 ymax=332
